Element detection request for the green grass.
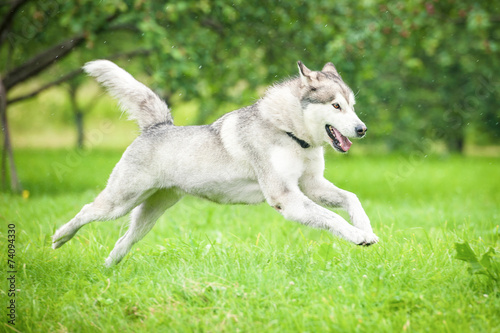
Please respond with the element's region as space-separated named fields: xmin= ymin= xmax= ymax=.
xmin=1 ymin=149 xmax=499 ymax=332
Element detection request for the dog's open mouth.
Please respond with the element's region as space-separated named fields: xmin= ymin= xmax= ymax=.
xmin=326 ymin=125 xmax=352 ymax=153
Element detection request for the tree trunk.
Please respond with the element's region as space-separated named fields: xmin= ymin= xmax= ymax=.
xmin=75 ymin=111 xmax=84 ymax=150
xmin=69 ymin=85 xmax=84 ymax=149
xmin=446 ymin=130 xmax=465 ymax=153
xmin=0 ymin=79 xmax=22 ymax=193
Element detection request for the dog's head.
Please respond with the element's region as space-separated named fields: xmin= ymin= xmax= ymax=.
xmin=297 ymin=61 xmax=366 ymax=153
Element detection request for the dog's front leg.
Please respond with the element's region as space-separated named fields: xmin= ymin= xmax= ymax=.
xmin=262 ymin=182 xmax=378 ymax=246
xmin=300 ymin=176 xmax=376 ymax=235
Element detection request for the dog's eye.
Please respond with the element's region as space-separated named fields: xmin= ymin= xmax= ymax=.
xmin=332 ymin=103 xmax=341 ymax=110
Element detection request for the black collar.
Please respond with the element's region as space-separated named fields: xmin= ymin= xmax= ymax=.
xmin=286 ymin=132 xmax=311 ymax=149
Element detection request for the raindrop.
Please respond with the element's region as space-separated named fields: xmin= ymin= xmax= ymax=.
xmin=199 ymin=66 xmax=202 ymax=69
xmin=103 ymin=41 xmax=107 ymax=44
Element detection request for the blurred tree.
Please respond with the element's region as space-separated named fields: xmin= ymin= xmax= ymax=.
xmin=1 ymin=0 xmax=499 ymax=192
xmin=0 ymin=0 xmax=147 ymax=192
xmin=339 ymin=0 xmax=500 ymax=152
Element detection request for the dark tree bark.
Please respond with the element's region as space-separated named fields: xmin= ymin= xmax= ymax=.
xmin=68 ymin=83 xmax=84 ymax=150
xmin=3 ymin=35 xmax=86 ymax=90
xmin=0 ymin=78 xmax=21 ymax=192
xmin=447 ymin=132 xmax=465 ymax=153
xmin=7 ymin=68 xmax=83 ymax=104
xmin=0 ymin=0 xmax=29 ymax=47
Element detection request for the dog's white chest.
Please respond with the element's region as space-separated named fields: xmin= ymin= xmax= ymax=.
xmin=186 ymin=175 xmax=264 ymax=205
xmin=269 ymin=146 xmax=305 ymax=181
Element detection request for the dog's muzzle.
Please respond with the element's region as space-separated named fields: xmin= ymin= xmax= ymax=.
xmin=355 ymin=125 xmax=367 ymax=138
xmin=325 ymin=125 xmax=352 ymax=153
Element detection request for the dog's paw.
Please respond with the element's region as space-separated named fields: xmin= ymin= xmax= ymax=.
xmin=51 ymin=235 xmax=70 ymax=249
xmin=354 ymin=231 xmax=379 ymax=247
xmin=104 ymin=257 xmax=115 ymax=268
xmin=104 ymin=254 xmax=124 ymax=267
xmin=51 ymin=225 xmax=77 ymax=249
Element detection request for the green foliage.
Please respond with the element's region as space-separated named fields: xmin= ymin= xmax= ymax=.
xmin=455 ymin=241 xmax=499 ymax=289
xmin=2 ymin=0 xmax=500 ymax=151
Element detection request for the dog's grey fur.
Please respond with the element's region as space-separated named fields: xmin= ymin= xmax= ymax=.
xmin=52 ymin=60 xmax=378 ymax=266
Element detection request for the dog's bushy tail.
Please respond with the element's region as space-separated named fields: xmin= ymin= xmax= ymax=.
xmin=83 ymin=60 xmax=173 ymax=130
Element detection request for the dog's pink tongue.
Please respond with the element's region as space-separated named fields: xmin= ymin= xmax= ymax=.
xmin=341 ymin=136 xmax=352 ymax=151
xmin=333 ymin=127 xmax=352 ymax=152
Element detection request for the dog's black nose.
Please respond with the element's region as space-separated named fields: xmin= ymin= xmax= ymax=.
xmin=356 ymin=125 xmax=367 ymax=137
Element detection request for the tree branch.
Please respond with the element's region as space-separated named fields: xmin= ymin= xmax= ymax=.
xmin=7 ymin=68 xmax=82 ymax=104
xmin=201 ymin=18 xmax=226 ymax=37
xmin=107 ymin=22 xmax=141 ymax=33
xmin=7 ymin=48 xmax=152 ymax=104
xmin=0 ymin=0 xmax=28 ymax=47
xmin=3 ymin=11 xmax=122 ymax=91
xmin=3 ymin=34 xmax=86 ymax=90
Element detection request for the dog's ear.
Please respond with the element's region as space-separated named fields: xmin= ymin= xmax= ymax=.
xmin=297 ymin=61 xmax=315 ymax=85
xmin=322 ymin=62 xmax=340 ymax=77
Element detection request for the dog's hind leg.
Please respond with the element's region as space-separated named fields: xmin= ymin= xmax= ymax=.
xmin=104 ymin=188 xmax=182 ymax=267
xmin=52 ymin=182 xmax=155 ymax=250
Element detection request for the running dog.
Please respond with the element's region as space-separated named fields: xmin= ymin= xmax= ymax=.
xmin=52 ymin=60 xmax=379 ymax=266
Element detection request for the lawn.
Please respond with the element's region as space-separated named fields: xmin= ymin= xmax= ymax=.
xmin=1 ymin=149 xmax=499 ymax=332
